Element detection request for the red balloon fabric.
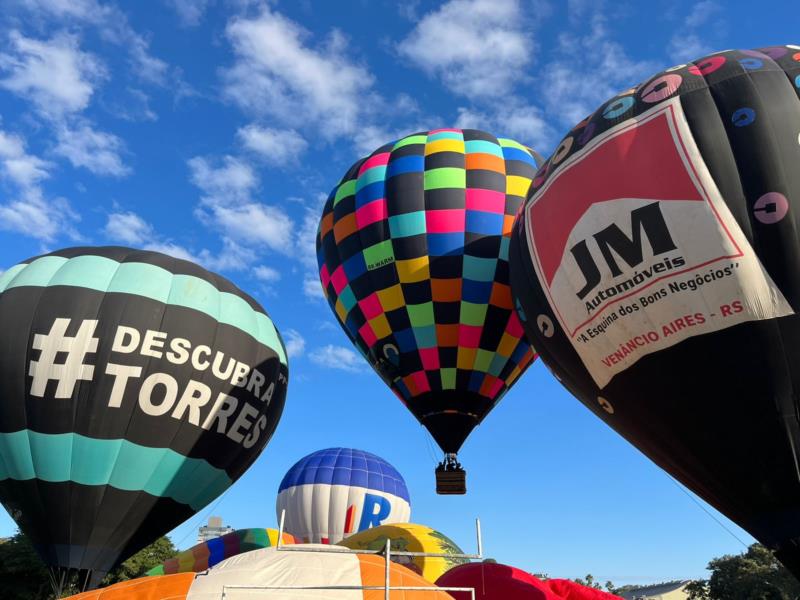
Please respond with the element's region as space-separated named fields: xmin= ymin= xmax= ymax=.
xmin=435 ymin=563 xmax=623 ymax=600
xmin=547 ymin=579 xmax=623 ymax=599
xmin=435 ymin=563 xmax=558 ymax=600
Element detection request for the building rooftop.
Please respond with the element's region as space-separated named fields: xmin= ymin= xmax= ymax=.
xmin=618 ymin=580 xmax=691 ymax=599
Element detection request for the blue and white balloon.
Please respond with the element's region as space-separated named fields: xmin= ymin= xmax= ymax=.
xmin=276 ymin=448 xmax=411 ymax=544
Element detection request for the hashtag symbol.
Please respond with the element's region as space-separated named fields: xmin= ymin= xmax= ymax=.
xmin=29 ymin=318 xmax=100 ymax=398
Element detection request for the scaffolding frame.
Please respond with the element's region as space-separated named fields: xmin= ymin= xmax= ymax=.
xmin=216 ymin=510 xmax=480 ymax=599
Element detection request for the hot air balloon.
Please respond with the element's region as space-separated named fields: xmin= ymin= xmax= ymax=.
xmin=340 ymin=522 xmax=468 ymax=582
xmin=146 ymin=528 xmax=299 ymax=575
xmin=0 ymin=247 xmax=288 ymax=592
xmin=436 ymin=563 xmax=622 ymax=600
xmin=509 ymin=45 xmax=800 ymax=575
xmin=546 ymin=579 xmax=623 ymax=600
xmin=276 ymin=447 xmax=411 ymax=544
xmin=65 ymin=573 xmax=196 ymax=600
xmin=67 ymin=546 xmax=452 ymax=599
xmin=317 ymin=129 xmax=540 ymax=493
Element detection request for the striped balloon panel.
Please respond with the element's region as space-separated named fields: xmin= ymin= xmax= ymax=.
xmin=340 ymin=522 xmax=468 ymax=583
xmin=276 ymin=448 xmax=411 ymax=544
xmin=0 ymin=247 xmax=289 ymax=576
xmin=148 ymin=528 xmax=299 ymax=575
xmin=66 ymin=546 xmax=452 ymax=599
xmin=317 ymin=129 xmax=538 ymax=452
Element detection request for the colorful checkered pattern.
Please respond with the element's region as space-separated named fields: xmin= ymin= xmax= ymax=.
xmin=317 ymin=129 xmax=538 ymax=451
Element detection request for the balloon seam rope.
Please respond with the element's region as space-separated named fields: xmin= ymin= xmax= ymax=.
xmin=276 ymin=509 xmax=483 ymax=559
xmin=665 ymin=473 xmax=748 ymax=548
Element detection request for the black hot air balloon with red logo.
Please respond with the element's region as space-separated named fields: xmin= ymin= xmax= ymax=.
xmin=509 ymin=46 xmax=800 ymax=574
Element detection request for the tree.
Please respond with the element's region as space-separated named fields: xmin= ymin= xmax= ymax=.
xmin=573 ymin=573 xmax=603 ymax=589
xmin=686 ymin=579 xmax=710 ymax=599
xmin=0 ymin=530 xmax=177 ymax=599
xmin=101 ymin=535 xmax=177 ymax=585
xmin=0 ymin=532 xmax=55 ymax=600
xmin=609 ymin=584 xmax=640 ymax=595
xmin=687 ymin=543 xmax=800 ymax=600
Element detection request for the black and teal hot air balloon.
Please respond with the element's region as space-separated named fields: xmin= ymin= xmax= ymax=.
xmin=0 ymin=247 xmax=288 ymax=591
xmin=509 ymin=46 xmax=800 ymax=575
xmin=316 ymin=129 xmax=539 ymax=493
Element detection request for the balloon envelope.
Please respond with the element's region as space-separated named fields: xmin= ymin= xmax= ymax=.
xmin=546 ymin=580 xmax=622 ymax=600
xmin=436 ymin=564 xmax=621 ymax=600
xmin=435 ymin=563 xmax=555 ymax=600
xmin=65 ymin=573 xmax=196 ymax=599
xmin=0 ymin=247 xmax=288 ymax=581
xmin=67 ymin=546 xmax=451 ymax=599
xmin=276 ymin=447 xmax=411 ymax=544
xmin=146 ymin=528 xmax=299 ymax=575
xmin=509 ymin=46 xmax=800 ymax=574
xmin=340 ymin=522 xmax=467 ymax=582
xmin=316 ymin=129 xmax=538 ymax=456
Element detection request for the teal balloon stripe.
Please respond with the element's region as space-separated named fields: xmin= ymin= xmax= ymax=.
xmin=0 ymin=255 xmax=287 ymax=366
xmin=0 ymin=430 xmax=231 ymax=510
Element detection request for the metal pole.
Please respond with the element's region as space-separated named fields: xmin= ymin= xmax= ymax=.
xmin=385 ymin=537 xmax=391 ymax=600
xmin=223 ymin=584 xmax=476 ymax=594
xmin=476 ymin=517 xmax=483 ymax=558
xmin=277 ymin=508 xmax=286 ymax=549
xmin=275 ymin=544 xmax=479 ymax=559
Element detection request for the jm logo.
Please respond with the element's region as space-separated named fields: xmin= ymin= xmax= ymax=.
xmin=570 ymin=202 xmax=677 ymax=300
xmin=29 ymin=318 xmax=99 ymax=398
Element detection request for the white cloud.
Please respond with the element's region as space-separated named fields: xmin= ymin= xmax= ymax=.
xmin=0 ymin=130 xmax=51 ymax=188
xmin=0 ymin=194 xmax=79 ymax=242
xmin=196 ymin=201 xmax=294 ymax=254
xmin=54 ymin=121 xmax=129 ymax=176
xmin=238 ymin=125 xmax=308 ymax=166
xmin=668 ymin=2 xmax=722 ymax=63
xmin=197 ymin=238 xmax=255 ymax=272
xmin=104 ymin=211 xmax=153 ymax=245
xmin=456 ymin=104 xmax=554 ymax=154
xmin=668 ymin=33 xmax=713 ymax=64
xmin=13 ymin=0 xmax=180 ymax=92
xmin=253 ymin=265 xmax=281 ymax=283
xmin=539 ymin=14 xmax=659 ymax=127
xmin=304 ymin=273 xmax=324 ymax=300
xmin=296 ymin=204 xmax=321 ymax=270
xmin=112 ymin=88 xmax=158 ymax=122
xmin=188 ymin=155 xmax=258 ymax=201
xmin=145 ymin=241 xmax=199 ymax=262
xmin=397 ymin=0 xmax=533 ymax=99
xmin=169 ymin=0 xmax=212 ymax=26
xmin=13 ymin=0 xmax=104 ymax=20
xmin=103 ymin=208 xmax=257 ymax=273
xmin=128 ymin=35 xmax=169 ymax=86
xmin=104 ymin=210 xmax=190 ymax=257
xmin=0 ymin=127 xmax=80 ymax=242
xmin=283 ymin=329 xmax=305 ymax=359
xmin=0 ymin=31 xmax=105 ymax=117
xmin=684 ymin=0 xmax=720 ymax=28
xmin=309 ymin=344 xmax=364 ymax=372
xmin=0 ymin=32 xmax=130 ymax=179
xmin=223 ymin=8 xmax=375 ymax=138
xmin=189 ymin=155 xmax=295 ymax=256
xmin=566 ymin=0 xmax=593 ymax=22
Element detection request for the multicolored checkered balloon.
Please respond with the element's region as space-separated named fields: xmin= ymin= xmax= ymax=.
xmin=316 ymin=129 xmax=538 ymax=456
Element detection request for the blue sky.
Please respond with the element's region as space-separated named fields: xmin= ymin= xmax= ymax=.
xmin=0 ymin=0 xmax=796 ymax=587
